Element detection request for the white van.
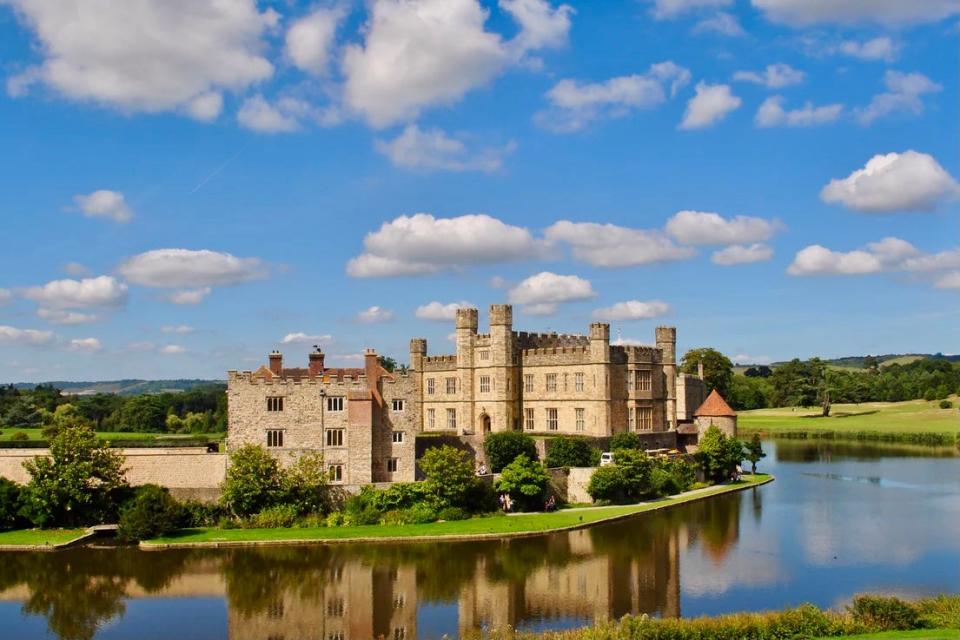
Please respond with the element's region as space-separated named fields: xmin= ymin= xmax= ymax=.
xmin=599 ymin=452 xmax=614 ymax=466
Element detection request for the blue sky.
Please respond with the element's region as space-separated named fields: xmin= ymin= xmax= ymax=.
xmin=0 ymin=0 xmax=957 ymax=382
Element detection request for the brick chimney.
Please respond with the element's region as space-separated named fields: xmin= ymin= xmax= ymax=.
xmin=364 ymin=348 xmax=380 ymax=386
xmin=308 ymin=348 xmax=325 ymax=377
xmin=269 ymin=351 xmax=283 ymax=376
xmin=697 ymin=360 xmax=705 ymax=381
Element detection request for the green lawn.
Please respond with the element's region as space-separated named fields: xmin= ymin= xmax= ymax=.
xmin=739 ymin=396 xmax=959 ymax=436
xmin=0 ymin=428 xmax=224 ymax=443
xmin=0 ymin=528 xmax=87 ymax=546
xmin=145 ymin=474 xmax=771 ymax=547
xmin=818 ymin=630 xmax=960 ymax=640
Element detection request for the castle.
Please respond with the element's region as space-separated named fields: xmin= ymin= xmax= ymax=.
xmin=227 ymin=304 xmax=714 ymax=485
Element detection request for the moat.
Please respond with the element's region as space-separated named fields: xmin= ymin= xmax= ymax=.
xmin=2 ymin=440 xmax=959 ymax=640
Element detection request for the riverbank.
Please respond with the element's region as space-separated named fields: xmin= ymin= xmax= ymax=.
xmin=0 ymin=528 xmax=89 ymax=551
xmin=141 ymin=473 xmax=771 ymax=549
xmin=739 ymin=397 xmax=959 ymax=446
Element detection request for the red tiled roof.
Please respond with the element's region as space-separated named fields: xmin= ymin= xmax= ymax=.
xmin=694 ymin=389 xmax=736 ymax=417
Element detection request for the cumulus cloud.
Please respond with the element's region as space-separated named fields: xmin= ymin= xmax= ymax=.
xmin=285 ymin=8 xmax=342 ymax=76
xmin=71 ymin=190 xmax=132 ymax=223
xmin=838 ymin=37 xmax=899 ymax=62
xmin=161 ymin=325 xmax=195 ymax=334
xmin=692 ymin=12 xmax=745 ymax=36
xmin=500 ymin=0 xmax=574 ymax=52
xmin=69 ymin=337 xmax=102 ymax=353
xmin=787 ymin=237 xmax=921 ymax=276
xmin=356 ymin=305 xmax=394 ymax=323
xmin=733 ymin=63 xmax=805 ymax=88
xmin=535 ymin=61 xmax=690 ymax=132
xmin=36 ymin=308 xmax=98 ymax=325
xmin=592 ymin=300 xmax=670 ymax=321
xmin=821 ymin=151 xmax=959 ymax=213
xmin=237 ymin=95 xmax=301 ymax=133
xmin=415 ymin=301 xmax=475 ymax=321
xmin=64 ymin=262 xmax=90 ymax=277
xmin=755 ymin=96 xmax=843 ymax=127
xmin=648 ymin=0 xmax=732 ymax=19
xmin=118 ymin=249 xmax=267 ymax=288
xmin=546 ymin=221 xmax=694 ymax=267
xmin=160 ymin=344 xmax=186 ymax=355
xmin=347 ymin=213 xmax=538 ymax=277
xmin=665 ymin=210 xmax=779 ymax=245
xmin=712 ymin=243 xmax=774 ymax=265
xmin=751 ymin=0 xmax=960 ymax=26
xmin=680 ymin=82 xmax=741 ymax=129
xmin=281 ymin=332 xmax=333 ymax=345
xmin=856 ymin=71 xmax=941 ymax=125
xmin=0 ymin=289 xmax=10 ymax=306
xmin=935 ymin=272 xmax=960 ymax=290
xmin=375 ymin=125 xmax=516 ymax=172
xmin=0 ymin=325 xmax=56 ymax=346
xmin=4 ymin=0 xmax=275 ymax=118
xmin=164 ymin=288 xmax=212 ymax=305
xmin=24 ymin=275 xmax=128 ymax=309
xmin=507 ymin=271 xmax=595 ymax=315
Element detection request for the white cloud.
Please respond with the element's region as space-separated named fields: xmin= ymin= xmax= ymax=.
xmin=733 ymin=63 xmax=805 ymax=89
xmin=356 ymin=305 xmax=395 ymax=323
xmin=755 ymin=96 xmax=843 ymax=127
xmin=285 ymin=8 xmax=342 ymax=76
xmin=375 ymin=125 xmax=516 ymax=172
xmin=648 ymin=0 xmax=732 ymax=19
xmin=347 ymin=213 xmax=538 ymax=277
xmin=24 ymin=275 xmax=128 ymax=309
xmin=902 ymin=248 xmax=960 ymax=272
xmin=751 ymin=0 xmax=960 ymax=27
xmin=592 ymin=300 xmax=670 ymax=321
xmin=164 ymin=288 xmax=212 ymax=305
xmin=499 ymin=0 xmax=573 ymax=52
xmin=692 ymin=12 xmax=745 ymax=36
xmin=4 ymin=0 xmax=275 ymax=118
xmin=72 ymin=190 xmax=132 ymax=222
xmin=69 ymin=337 xmax=102 ymax=353
xmin=536 ymin=61 xmax=690 ymax=132
xmin=508 ymin=271 xmax=595 ymax=315
xmin=680 ymin=82 xmax=741 ymax=129
xmin=732 ymin=354 xmax=773 ymax=365
xmin=160 ymin=344 xmax=186 ymax=355
xmin=712 ymin=243 xmax=774 ymax=265
xmin=281 ymin=332 xmax=333 ymax=345
xmin=64 ymin=262 xmax=90 ymax=277
xmin=787 ymin=237 xmax=919 ymax=276
xmin=665 ymin=210 xmax=779 ymax=245
xmin=545 ymin=220 xmax=695 ymax=267
xmin=821 ymin=151 xmax=959 ymax=213
xmin=0 ymin=325 xmax=56 ymax=346
xmin=838 ymin=37 xmax=899 ymax=62
xmin=415 ymin=301 xmax=475 ymax=321
xmin=0 ymin=289 xmax=10 ymax=306
xmin=856 ymin=71 xmax=941 ymax=125
xmin=187 ymin=91 xmax=223 ymax=122
xmin=237 ymin=95 xmax=300 ymax=133
xmin=161 ymin=324 xmax=194 ymax=334
xmin=935 ymin=272 xmax=960 ymax=290
xmin=37 ymin=308 xmax=98 ymax=325
xmin=118 ymin=249 xmax=267 ymax=287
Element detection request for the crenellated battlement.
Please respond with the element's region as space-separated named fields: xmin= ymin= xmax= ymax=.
xmin=514 ymin=331 xmax=591 ymax=349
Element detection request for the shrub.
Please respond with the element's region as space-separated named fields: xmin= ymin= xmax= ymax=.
xmin=587 ymin=465 xmax=628 ymax=503
xmin=659 ymin=458 xmax=696 ymax=494
xmin=11 ymin=431 xmax=29 ymax=442
xmin=369 ymin=482 xmax=429 ymax=512
xmin=437 ymin=506 xmax=469 ymax=521
xmin=325 ymin=511 xmax=346 ymax=527
xmin=247 ymin=504 xmax=299 ymax=529
xmin=614 ymin=448 xmax=655 ymax=499
xmin=419 ymin=445 xmax=479 ymax=510
xmin=117 ymin=485 xmax=183 ymax=542
xmin=494 ymin=454 xmax=550 ymax=511
xmin=649 ymin=467 xmax=677 ymax=497
xmin=178 ymin=500 xmax=226 ymax=528
xmin=849 ymin=595 xmax=922 ymax=631
xmin=0 ymin=478 xmax=24 ymax=531
xmin=402 ymin=503 xmax=438 ymax=524
xmin=939 ymin=399 xmax=953 ymax=409
xmin=283 ymin=452 xmax=329 ymax=515
xmin=545 ymin=436 xmax=597 ymax=468
xmin=695 ymin=425 xmax=744 ymax=483
xmin=609 ymin=431 xmax=641 ymax=451
xmin=220 ymin=444 xmax=284 ymax=518
xmin=917 ymin=595 xmax=960 ymax=629
xmin=484 ymin=431 xmax=537 ymax=473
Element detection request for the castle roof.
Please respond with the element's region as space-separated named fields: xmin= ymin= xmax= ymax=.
xmin=694 ymin=389 xmax=736 ymax=417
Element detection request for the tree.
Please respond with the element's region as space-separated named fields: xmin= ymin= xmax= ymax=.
xmin=118 ymin=395 xmax=166 ymax=432
xmin=20 ymin=424 xmax=127 ymax=527
xmin=544 ymin=436 xmax=597 ymax=468
xmin=494 ymin=455 xmax=550 ymax=511
xmin=694 ymin=425 xmax=743 ymax=483
xmin=744 ymin=433 xmax=766 ymax=474
xmin=117 ymin=485 xmax=183 ymax=542
xmin=609 ymin=431 xmax=641 ymax=451
xmin=283 ymin=453 xmax=330 ymax=515
xmin=484 ymin=431 xmax=537 ymax=473
xmin=744 ymin=366 xmax=772 ymax=378
xmin=680 ymin=348 xmax=734 ymax=398
xmin=613 ymin=448 xmax=655 ymax=499
xmin=0 ymin=477 xmax=24 ymax=530
xmin=42 ymin=403 xmax=94 ymax=440
xmin=378 ymin=355 xmax=398 ymax=372
xmin=2 ymin=398 xmax=42 ymax=429
xmin=419 ymin=445 xmax=478 ymax=509
xmin=587 ymin=465 xmax=627 ymax=503
xmin=220 ymin=445 xmax=284 ymax=517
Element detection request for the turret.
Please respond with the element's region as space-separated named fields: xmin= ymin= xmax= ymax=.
xmin=409 ymin=338 xmax=427 ymax=371
xmin=656 ymin=326 xmax=677 ymax=429
xmin=589 ymin=322 xmax=610 ymax=363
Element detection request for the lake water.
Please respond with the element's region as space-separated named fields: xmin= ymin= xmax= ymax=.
xmin=2 ymin=440 xmax=959 ymax=640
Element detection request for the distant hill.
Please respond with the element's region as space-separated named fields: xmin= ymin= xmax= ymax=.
xmin=7 ymin=379 xmax=224 ymax=396
xmin=736 ymin=353 xmax=959 ymax=372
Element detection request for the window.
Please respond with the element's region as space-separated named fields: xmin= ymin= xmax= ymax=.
xmin=523 ymin=374 xmax=534 ymax=392
xmin=479 ymin=350 xmax=489 ymax=361
xmin=391 ymin=398 xmax=405 ymax=412
xmin=393 ymin=594 xmax=405 ymax=609
xmin=628 ymin=408 xmax=635 ymax=430
xmin=327 ymin=597 xmax=344 ymax=616
xmin=328 ymin=464 xmax=343 ymax=482
xmin=479 ymin=375 xmax=490 ymax=393
xmin=393 ymin=628 xmax=406 ymax=640
xmin=547 ymin=408 xmax=558 ymax=431
xmin=575 ymin=372 xmax=584 ymax=391
xmin=427 ymin=378 xmax=435 ymax=395
xmin=392 ymin=430 xmax=404 ymax=443
xmin=427 ymin=408 xmax=435 ymax=429
xmin=445 ymin=377 xmax=457 ymax=394
xmin=638 ymin=407 xmax=653 ymax=431
xmin=326 ymin=428 xmax=344 ymax=447
xmin=524 ymin=408 xmax=534 ymax=430
xmin=575 ymin=408 xmax=585 ymax=432
xmin=387 ymin=458 xmax=399 ymax=473
xmin=266 ymin=429 xmax=283 ymax=447
xmin=636 ymin=370 xmax=652 ymax=392
xmin=563 ymin=374 xmax=568 ymax=392
xmin=546 ymin=373 xmax=557 ymax=392
xmin=266 ymin=396 xmax=283 ymax=412
xmin=327 ymin=396 xmax=344 ymax=412
xmin=446 ymin=408 xmax=456 ymax=430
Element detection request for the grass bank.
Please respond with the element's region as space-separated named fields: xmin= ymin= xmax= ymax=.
xmin=820 ymin=631 xmax=960 ymax=640
xmin=739 ymin=397 xmax=959 ymax=446
xmin=0 ymin=428 xmax=224 ymax=445
xmin=143 ymin=474 xmax=771 ymax=549
xmin=0 ymin=528 xmax=87 ymax=548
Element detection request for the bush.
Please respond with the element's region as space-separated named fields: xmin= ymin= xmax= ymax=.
xmin=419 ymin=445 xmax=480 ymax=510
xmin=695 ymin=425 xmax=744 ymax=483
xmin=939 ymin=399 xmax=953 ymax=409
xmin=917 ymin=595 xmax=960 ymax=629
xmin=117 ymin=485 xmax=183 ymax=542
xmin=369 ymin=482 xmax=430 ymax=512
xmin=484 ymin=431 xmax=537 ymax=473
xmin=220 ymin=445 xmax=284 ymax=518
xmin=246 ymin=504 xmax=299 ymax=529
xmin=587 ymin=465 xmax=628 ymax=503
xmin=178 ymin=500 xmax=226 ymax=528
xmin=545 ymin=436 xmax=598 ymax=468
xmin=283 ymin=452 xmax=329 ymax=516
xmin=494 ymin=454 xmax=549 ymax=511
xmin=437 ymin=506 xmax=470 ymax=521
xmin=609 ymin=431 xmax=641 ymax=451
xmin=0 ymin=478 xmax=23 ymax=531
xmin=849 ymin=595 xmax=922 ymax=631
xmin=11 ymin=431 xmax=29 ymax=442
xmin=402 ymin=503 xmax=438 ymax=524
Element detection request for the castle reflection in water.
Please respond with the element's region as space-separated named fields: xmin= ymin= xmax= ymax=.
xmin=0 ymin=493 xmax=744 ymax=640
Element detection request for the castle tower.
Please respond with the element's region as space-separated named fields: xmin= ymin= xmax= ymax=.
xmin=488 ymin=304 xmax=516 ymax=432
xmin=589 ymin=322 xmax=610 ymax=363
xmin=409 ymin=338 xmax=427 ymax=372
xmin=455 ymin=307 xmax=478 ymax=433
xmin=656 ymin=327 xmax=677 ymax=430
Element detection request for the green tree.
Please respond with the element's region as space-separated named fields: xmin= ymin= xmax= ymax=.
xmin=283 ymin=452 xmax=329 ymax=515
xmin=613 ymin=448 xmax=655 ymax=499
xmin=680 ymin=348 xmax=734 ymax=397
xmin=220 ymin=445 xmax=284 ymax=518
xmin=419 ymin=445 xmax=477 ymax=509
xmin=117 ymin=485 xmax=183 ymax=542
xmin=20 ymin=425 xmax=127 ymax=527
xmin=744 ymin=433 xmax=766 ymax=474
xmin=609 ymin=431 xmax=641 ymax=451
xmin=484 ymin=431 xmax=537 ymax=473
xmin=494 ymin=455 xmax=550 ymax=511
xmin=0 ymin=477 xmax=24 ymax=530
xmin=545 ymin=436 xmax=597 ymax=468
xmin=2 ymin=398 xmax=42 ymax=429
xmin=695 ymin=425 xmax=743 ymax=483
xmin=42 ymin=404 xmax=94 ymax=440
xmin=119 ymin=395 xmax=166 ymax=432
xmin=378 ymin=355 xmax=398 ymax=372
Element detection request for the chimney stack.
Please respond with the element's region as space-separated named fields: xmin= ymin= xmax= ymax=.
xmin=697 ymin=360 xmax=704 ymax=381
xmin=309 ymin=347 xmax=325 ymax=378
xmin=268 ymin=351 xmax=283 ymax=376
xmin=364 ymin=348 xmax=380 ymax=385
